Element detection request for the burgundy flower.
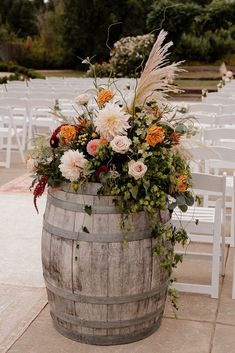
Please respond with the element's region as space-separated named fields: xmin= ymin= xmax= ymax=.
xmin=95 ymin=166 xmax=109 ymax=180
xmin=170 ymin=132 xmax=181 ymax=146
xmin=33 ymin=175 xmax=48 ymax=213
xmin=50 ymin=124 xmax=68 ymax=148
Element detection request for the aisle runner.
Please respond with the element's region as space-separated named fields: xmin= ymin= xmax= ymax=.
xmin=0 ymin=173 xmax=32 ymax=193
xmin=0 ymin=190 xmax=47 ymax=352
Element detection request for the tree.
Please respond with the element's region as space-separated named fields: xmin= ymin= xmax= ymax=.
xmin=62 ymin=0 xmax=155 ymax=68
xmin=147 ymin=0 xmax=202 ymax=46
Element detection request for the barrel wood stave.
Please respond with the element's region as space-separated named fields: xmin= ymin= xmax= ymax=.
xmin=42 ymin=185 xmax=170 ymax=345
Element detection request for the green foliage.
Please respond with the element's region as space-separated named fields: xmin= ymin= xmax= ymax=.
xmin=0 ymin=62 xmax=44 ymax=84
xmin=197 ymin=0 xmax=235 ymax=33
xmin=86 ymin=62 xmax=112 ymax=78
xmin=109 ymin=34 xmax=155 ymax=77
xmin=147 ymin=0 xmax=201 ymax=45
xmin=0 ymin=0 xmax=39 ymax=38
xmin=62 ymin=0 xmax=155 ymax=68
xmin=176 ymin=29 xmax=235 ymax=63
xmin=87 ymin=33 xmax=155 ymax=78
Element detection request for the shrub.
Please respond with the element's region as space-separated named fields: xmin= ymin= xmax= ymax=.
xmin=0 ymin=62 xmax=44 ymax=84
xmin=175 ymin=29 xmax=235 ymax=63
xmin=109 ymin=33 xmax=155 ymax=77
xmin=86 ymin=62 xmax=112 ymax=78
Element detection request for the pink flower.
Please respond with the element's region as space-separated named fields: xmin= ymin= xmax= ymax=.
xmin=87 ymin=139 xmax=104 ymax=156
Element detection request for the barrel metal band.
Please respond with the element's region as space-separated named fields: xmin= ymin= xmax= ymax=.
xmin=52 ymin=316 xmax=162 ymax=345
xmin=45 ymin=278 xmax=168 ymax=304
xmin=43 ymin=218 xmax=156 ymax=242
xmin=48 ymin=192 xmax=119 ymax=214
xmin=50 ymin=306 xmax=164 ymax=329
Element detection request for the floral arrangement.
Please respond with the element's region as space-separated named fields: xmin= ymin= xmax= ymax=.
xmin=28 ymin=31 xmax=196 ymax=304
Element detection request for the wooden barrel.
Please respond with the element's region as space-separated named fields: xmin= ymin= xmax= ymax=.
xmin=42 ymin=183 xmax=171 ymax=345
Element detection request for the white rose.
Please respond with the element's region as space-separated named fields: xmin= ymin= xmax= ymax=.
xmin=110 ymin=135 xmax=131 ymax=154
xmin=128 ymin=160 xmax=147 ymax=180
xmin=74 ymin=93 xmax=90 ymax=105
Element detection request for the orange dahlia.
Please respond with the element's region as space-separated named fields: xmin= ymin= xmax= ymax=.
xmin=146 ymin=124 xmax=165 ymax=147
xmin=97 ymin=89 xmax=113 ymax=106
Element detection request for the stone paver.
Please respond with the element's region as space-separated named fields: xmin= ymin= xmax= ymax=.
xmin=0 ymin=193 xmax=46 ymax=287
xmin=7 ymin=306 xmax=213 ymax=353
xmin=211 ymin=324 xmax=235 ymax=353
xmin=0 ymin=285 xmax=47 ymax=353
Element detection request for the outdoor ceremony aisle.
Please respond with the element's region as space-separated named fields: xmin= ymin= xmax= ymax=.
xmin=0 ymin=173 xmax=235 ymax=353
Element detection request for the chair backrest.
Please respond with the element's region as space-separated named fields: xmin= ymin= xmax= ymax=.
xmin=188 ymin=103 xmax=222 ymax=114
xmin=203 ymin=128 xmax=235 ymax=148
xmin=222 ymin=104 xmax=235 ymax=115
xmin=192 ymin=172 xmax=226 ymax=196
xmin=204 ymin=97 xmax=235 ymax=105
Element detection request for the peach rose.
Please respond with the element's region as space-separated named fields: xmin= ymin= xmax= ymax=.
xmin=146 ymin=124 xmax=165 ymax=147
xmin=87 ymin=139 xmax=106 ymax=156
xmin=60 ymin=125 xmax=77 ymax=143
xmin=97 ymin=89 xmax=113 ymax=106
xmin=110 ymin=135 xmax=131 ymax=154
xmin=128 ymin=160 xmax=147 ymax=180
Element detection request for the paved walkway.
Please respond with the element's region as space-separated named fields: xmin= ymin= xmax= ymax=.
xmin=0 ymin=154 xmax=235 ymax=353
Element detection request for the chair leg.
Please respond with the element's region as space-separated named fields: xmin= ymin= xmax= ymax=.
xmin=5 ymin=133 xmax=11 ymax=168
xmin=232 ymin=251 xmax=235 ymax=299
xmin=211 ymin=200 xmax=222 ymax=298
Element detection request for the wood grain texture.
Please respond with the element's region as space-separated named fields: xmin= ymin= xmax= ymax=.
xmin=41 ymin=185 xmax=170 ymax=345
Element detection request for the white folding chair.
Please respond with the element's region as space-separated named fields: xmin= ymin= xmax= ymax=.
xmin=222 ymin=104 xmax=235 ymax=115
xmin=202 ymin=128 xmax=235 ymax=148
xmin=0 ymin=107 xmax=24 ymax=168
xmin=27 ymin=98 xmax=56 ymax=148
xmin=188 ymin=146 xmax=235 ymax=247
xmin=172 ymin=172 xmax=226 ymax=298
xmin=0 ymin=97 xmax=28 ymax=150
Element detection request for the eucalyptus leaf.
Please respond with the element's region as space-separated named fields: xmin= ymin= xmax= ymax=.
xmin=185 ymin=195 xmax=194 ymax=206
xmin=179 ymin=204 xmax=188 ymax=212
xmin=168 ymin=202 xmax=177 ymax=210
xmin=176 ymin=195 xmax=185 ymax=206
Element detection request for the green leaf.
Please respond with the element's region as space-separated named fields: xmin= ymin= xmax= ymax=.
xmin=179 ymin=204 xmax=188 ymax=212
xmin=84 ymin=205 xmax=92 ymax=216
xmin=176 ymin=195 xmax=185 ymax=206
xmin=82 ymin=226 xmax=90 ymax=233
xmin=130 ymin=185 xmax=138 ymax=199
xmin=143 ymin=179 xmax=150 ymax=193
xmin=175 ymin=124 xmax=186 ymax=133
xmin=168 ymin=202 xmax=177 ymax=210
xmin=185 ymin=195 xmax=194 ymax=206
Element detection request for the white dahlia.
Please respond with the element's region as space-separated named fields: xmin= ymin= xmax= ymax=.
xmin=59 ymin=150 xmax=88 ymax=182
xmin=94 ymin=102 xmax=130 ymax=141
